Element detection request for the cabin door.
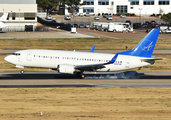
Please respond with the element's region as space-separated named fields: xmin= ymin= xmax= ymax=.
xmin=27 ymin=51 xmax=32 ymax=61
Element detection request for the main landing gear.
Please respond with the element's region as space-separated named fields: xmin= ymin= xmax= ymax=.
xmin=20 ymin=70 xmax=24 ymax=74
xmin=76 ymin=72 xmax=85 ymax=79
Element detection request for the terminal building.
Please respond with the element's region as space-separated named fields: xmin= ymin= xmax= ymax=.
xmin=65 ymin=0 xmax=171 ymax=15
xmin=0 ymin=0 xmax=37 ymax=31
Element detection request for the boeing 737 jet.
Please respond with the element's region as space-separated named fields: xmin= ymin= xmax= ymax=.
xmin=5 ymin=28 xmax=162 ymax=78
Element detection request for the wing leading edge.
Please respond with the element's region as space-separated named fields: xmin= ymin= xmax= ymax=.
xmin=75 ymin=53 xmax=119 ymax=71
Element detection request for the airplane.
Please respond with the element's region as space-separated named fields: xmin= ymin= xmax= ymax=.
xmin=4 ymin=28 xmax=162 ymax=78
xmin=0 ymin=21 xmax=8 ymax=29
xmin=0 ymin=13 xmax=8 ymax=29
xmin=0 ymin=13 xmax=8 ymax=22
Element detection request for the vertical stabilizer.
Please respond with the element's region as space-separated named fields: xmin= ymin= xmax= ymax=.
xmin=0 ymin=13 xmax=8 ymax=22
xmin=120 ymin=28 xmax=160 ymax=58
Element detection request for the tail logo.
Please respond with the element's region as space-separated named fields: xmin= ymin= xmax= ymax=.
xmin=141 ymin=40 xmax=154 ymax=52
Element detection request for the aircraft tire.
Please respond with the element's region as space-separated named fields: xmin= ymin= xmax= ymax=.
xmin=20 ymin=70 xmax=24 ymax=74
xmin=77 ymin=72 xmax=85 ymax=79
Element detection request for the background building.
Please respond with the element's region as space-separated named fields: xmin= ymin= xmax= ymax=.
xmin=65 ymin=0 xmax=171 ymax=15
xmin=0 ymin=0 xmax=37 ymax=31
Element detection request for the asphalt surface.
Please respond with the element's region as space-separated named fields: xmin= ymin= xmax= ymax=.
xmin=0 ymin=72 xmax=171 ymax=88
xmin=0 ymin=31 xmax=94 ymax=39
xmin=77 ymin=28 xmax=171 ymax=39
xmin=53 ymin=15 xmax=162 ymax=25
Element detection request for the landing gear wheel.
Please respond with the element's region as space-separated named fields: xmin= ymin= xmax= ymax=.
xmin=77 ymin=72 xmax=85 ymax=79
xmin=81 ymin=74 xmax=85 ymax=79
xmin=20 ymin=70 xmax=24 ymax=74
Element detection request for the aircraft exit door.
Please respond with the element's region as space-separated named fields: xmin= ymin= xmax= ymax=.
xmin=27 ymin=51 xmax=32 ymax=61
xmin=125 ymin=58 xmax=130 ymax=68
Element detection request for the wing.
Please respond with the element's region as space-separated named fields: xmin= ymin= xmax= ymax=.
xmin=75 ymin=53 xmax=119 ymax=71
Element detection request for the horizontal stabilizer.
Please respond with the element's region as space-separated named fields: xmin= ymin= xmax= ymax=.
xmin=141 ymin=58 xmax=165 ymax=62
xmin=0 ymin=21 xmax=8 ymax=28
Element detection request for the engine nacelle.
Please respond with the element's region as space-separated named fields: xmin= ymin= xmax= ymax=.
xmin=57 ymin=64 xmax=75 ymax=74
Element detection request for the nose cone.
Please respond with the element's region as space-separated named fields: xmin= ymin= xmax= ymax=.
xmin=4 ymin=55 xmax=11 ymax=62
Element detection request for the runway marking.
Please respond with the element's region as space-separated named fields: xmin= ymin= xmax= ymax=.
xmin=60 ymin=31 xmax=94 ymax=38
xmin=96 ymin=85 xmax=120 ymax=88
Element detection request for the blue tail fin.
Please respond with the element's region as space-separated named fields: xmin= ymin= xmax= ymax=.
xmin=119 ymin=28 xmax=160 ymax=58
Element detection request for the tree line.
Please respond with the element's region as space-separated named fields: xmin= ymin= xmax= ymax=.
xmin=36 ymin=0 xmax=84 ymax=14
xmin=37 ymin=0 xmax=171 ymax=24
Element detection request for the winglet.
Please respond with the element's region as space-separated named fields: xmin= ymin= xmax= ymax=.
xmin=89 ymin=46 xmax=96 ymax=53
xmin=108 ymin=53 xmax=119 ymax=64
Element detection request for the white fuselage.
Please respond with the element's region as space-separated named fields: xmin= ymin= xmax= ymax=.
xmin=5 ymin=49 xmax=153 ymax=73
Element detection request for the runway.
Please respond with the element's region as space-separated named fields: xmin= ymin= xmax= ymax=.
xmin=0 ymin=72 xmax=171 ymax=88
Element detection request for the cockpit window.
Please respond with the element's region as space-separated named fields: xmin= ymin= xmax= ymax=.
xmin=12 ymin=53 xmax=20 ymax=56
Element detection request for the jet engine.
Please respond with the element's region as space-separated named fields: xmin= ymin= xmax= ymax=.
xmin=57 ymin=64 xmax=75 ymax=74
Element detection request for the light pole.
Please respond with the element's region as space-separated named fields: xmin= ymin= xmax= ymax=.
xmin=139 ymin=8 xmax=142 ymax=24
xmin=19 ymin=9 xmax=20 ymax=28
xmin=11 ymin=11 xmax=12 ymax=21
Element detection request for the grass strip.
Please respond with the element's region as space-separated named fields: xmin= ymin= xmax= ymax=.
xmin=0 ymin=88 xmax=171 ymax=120
xmin=0 ymin=38 xmax=171 ymax=50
